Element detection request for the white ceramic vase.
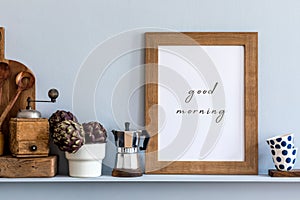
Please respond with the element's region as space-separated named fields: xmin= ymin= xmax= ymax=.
xmin=65 ymin=143 xmax=106 ymax=177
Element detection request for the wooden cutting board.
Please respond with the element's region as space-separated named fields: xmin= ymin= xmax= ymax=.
xmin=0 ymin=27 xmax=35 ymax=154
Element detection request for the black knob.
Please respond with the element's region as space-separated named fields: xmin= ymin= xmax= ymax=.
xmin=125 ymin=122 xmax=130 ymax=131
xmin=48 ymin=88 xmax=59 ymax=102
xmin=30 ymin=145 xmax=37 ymax=152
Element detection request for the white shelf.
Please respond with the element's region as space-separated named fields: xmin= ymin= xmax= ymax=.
xmin=1 ymin=174 xmax=300 ymax=183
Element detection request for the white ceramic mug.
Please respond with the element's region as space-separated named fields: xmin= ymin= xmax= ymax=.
xmin=266 ymin=133 xmax=294 ymax=150
xmin=271 ymin=147 xmax=297 ymax=171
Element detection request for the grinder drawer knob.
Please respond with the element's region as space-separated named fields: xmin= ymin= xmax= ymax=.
xmin=30 ymin=145 xmax=37 ymax=152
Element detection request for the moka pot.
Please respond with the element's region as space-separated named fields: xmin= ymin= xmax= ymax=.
xmin=111 ymin=122 xmax=149 ymax=177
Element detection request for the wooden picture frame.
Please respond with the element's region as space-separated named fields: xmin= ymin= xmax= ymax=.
xmin=145 ymin=32 xmax=258 ymax=174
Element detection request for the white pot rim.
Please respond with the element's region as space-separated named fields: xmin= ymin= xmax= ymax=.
xmin=65 ymin=143 xmax=106 ymax=160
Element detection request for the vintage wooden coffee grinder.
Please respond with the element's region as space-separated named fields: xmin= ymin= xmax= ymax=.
xmin=9 ymin=88 xmax=59 ymax=157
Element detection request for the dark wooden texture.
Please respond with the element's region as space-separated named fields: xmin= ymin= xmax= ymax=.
xmin=0 ymin=155 xmax=57 ymax=177
xmin=269 ymin=169 xmax=300 ymax=177
xmin=0 ymin=27 xmax=35 ymax=154
xmin=112 ymin=168 xmax=143 ymax=177
xmin=145 ymin=32 xmax=258 ymax=175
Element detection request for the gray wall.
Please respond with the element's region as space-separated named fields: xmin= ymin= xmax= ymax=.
xmin=0 ymin=0 xmax=300 ymax=199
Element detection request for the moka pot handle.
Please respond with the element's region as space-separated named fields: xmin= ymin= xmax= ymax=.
xmin=139 ymin=130 xmax=150 ymax=151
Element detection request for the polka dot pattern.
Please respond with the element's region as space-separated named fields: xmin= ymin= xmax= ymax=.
xmin=279 ymin=164 xmax=284 ymax=170
xmin=276 ymin=138 xmax=282 ymax=142
xmin=276 ymin=157 xmax=281 ymax=162
xmin=281 ymin=141 xmax=287 ymax=147
xmin=267 ymin=133 xmax=297 ymax=171
xmin=282 ymin=150 xmax=288 ymax=155
xmin=267 ymin=134 xmax=294 ymax=150
xmin=271 ymin=150 xmax=275 ymax=155
xmin=271 ymin=148 xmax=297 ymax=171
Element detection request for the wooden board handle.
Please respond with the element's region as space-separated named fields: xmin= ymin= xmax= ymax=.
xmin=0 ymin=27 xmax=9 ymax=64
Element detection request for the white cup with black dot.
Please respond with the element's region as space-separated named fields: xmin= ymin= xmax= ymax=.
xmin=266 ymin=133 xmax=294 ymax=150
xmin=271 ymin=148 xmax=297 ymax=171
